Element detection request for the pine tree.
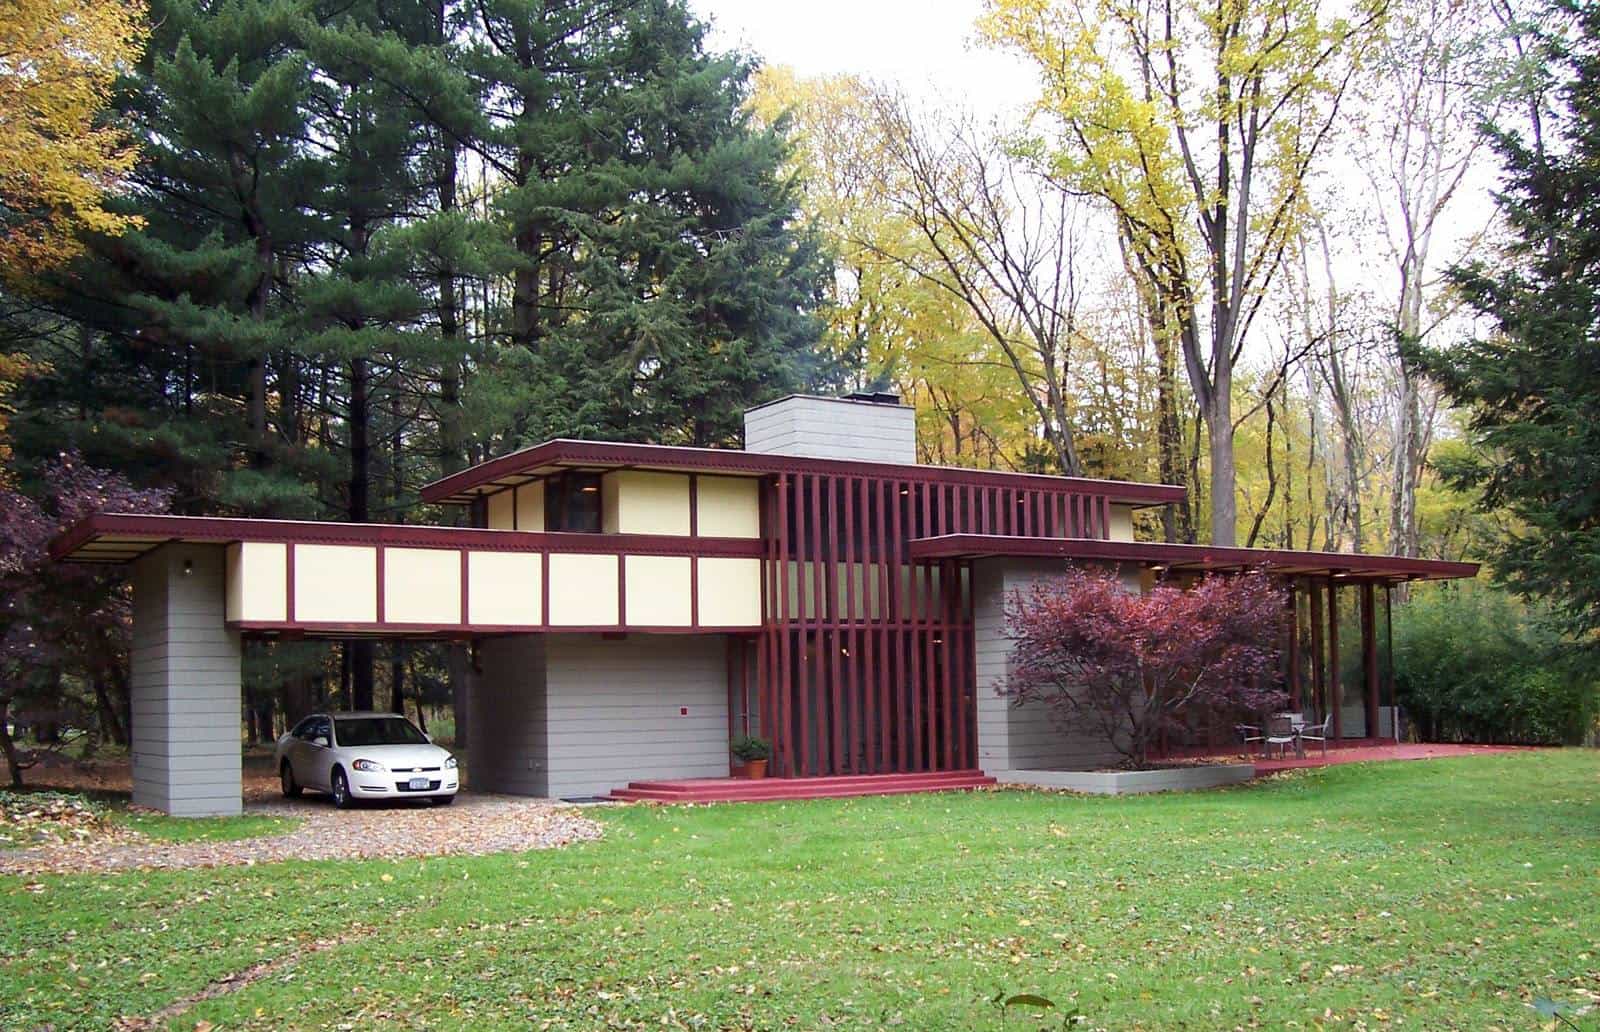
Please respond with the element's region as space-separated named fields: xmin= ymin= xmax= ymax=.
xmin=13 ymin=0 xmax=324 ymax=515
xmin=1411 ymin=0 xmax=1600 ymax=640
xmin=459 ymin=0 xmax=828 ymax=448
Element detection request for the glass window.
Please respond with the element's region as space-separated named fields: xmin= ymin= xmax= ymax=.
xmin=333 ymin=716 xmax=429 ymax=747
xmin=303 ymin=716 xmax=331 ymax=743
xmin=544 ymin=471 xmax=603 ymax=533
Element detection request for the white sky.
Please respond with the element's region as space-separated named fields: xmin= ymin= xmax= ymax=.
xmin=692 ymin=0 xmax=1037 ymax=118
xmin=690 ymin=0 xmax=1504 ymax=374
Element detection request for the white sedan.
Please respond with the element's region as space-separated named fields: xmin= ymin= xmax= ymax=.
xmin=275 ymin=712 xmax=459 ymax=808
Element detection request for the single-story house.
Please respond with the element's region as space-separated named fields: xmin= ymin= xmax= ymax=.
xmin=50 ymin=394 xmax=1477 ymax=814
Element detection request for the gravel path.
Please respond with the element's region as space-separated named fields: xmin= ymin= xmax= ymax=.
xmin=0 ymin=793 xmax=604 ymax=876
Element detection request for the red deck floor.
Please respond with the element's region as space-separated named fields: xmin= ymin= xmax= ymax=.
xmin=1247 ymin=741 xmax=1526 ymax=773
xmin=609 ymin=769 xmax=996 ymax=803
xmin=609 ymin=743 xmax=1525 ymax=803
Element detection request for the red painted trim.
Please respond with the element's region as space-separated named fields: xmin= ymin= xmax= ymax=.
xmin=617 ymin=553 xmax=627 ymax=627
xmin=906 ymin=534 xmax=1480 ymax=580
xmin=375 ymin=544 xmax=387 ymax=623
xmin=285 ymin=543 xmax=296 ymax=623
xmin=460 ymin=549 xmax=471 ymax=625
xmin=690 ymin=555 xmax=700 ymax=629
xmin=827 ymin=476 xmax=842 ymax=774
xmin=688 ymin=474 xmax=699 ymax=537
xmin=51 ymin=513 xmax=763 ymax=563
xmin=232 ymin=621 xmax=759 ymax=637
xmin=540 ymin=551 xmax=550 ymax=627
xmin=418 ymin=437 xmax=1186 ymax=507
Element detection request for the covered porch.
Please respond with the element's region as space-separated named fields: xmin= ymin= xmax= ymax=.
xmin=911 ymin=534 xmax=1480 ymax=758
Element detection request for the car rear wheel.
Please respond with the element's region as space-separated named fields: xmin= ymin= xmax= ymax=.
xmin=280 ymin=761 xmax=303 ymax=799
xmin=330 ymin=768 xmax=355 ymax=809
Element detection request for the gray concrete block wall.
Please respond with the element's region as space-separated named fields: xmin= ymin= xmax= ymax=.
xmin=466 ymin=632 xmax=731 ymax=799
xmin=468 ymin=635 xmax=548 ymax=795
xmin=744 ymin=396 xmax=917 ymax=464
xmin=130 ymin=546 xmax=243 ymax=816
xmin=543 ymin=634 xmax=729 ymax=798
xmin=972 ymin=557 xmax=1126 ymax=773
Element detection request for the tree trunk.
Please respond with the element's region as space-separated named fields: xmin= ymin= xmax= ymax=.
xmin=0 ymin=697 xmax=24 ymax=788
xmin=92 ymin=676 xmax=127 ymax=746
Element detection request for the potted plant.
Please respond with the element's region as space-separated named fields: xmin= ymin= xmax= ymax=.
xmin=729 ymin=734 xmax=771 ymax=780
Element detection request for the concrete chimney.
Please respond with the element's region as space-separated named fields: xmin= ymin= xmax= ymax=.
xmin=743 ymin=393 xmax=917 ymax=465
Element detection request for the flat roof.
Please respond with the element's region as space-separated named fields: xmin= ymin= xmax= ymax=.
xmin=418 ymin=438 xmax=1188 ymax=507
xmin=908 ymin=534 xmax=1480 ymax=583
xmin=49 ymin=513 xmax=764 ymax=564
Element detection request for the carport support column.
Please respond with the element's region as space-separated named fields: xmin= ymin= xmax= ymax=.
xmin=130 ymin=545 xmax=243 ymax=816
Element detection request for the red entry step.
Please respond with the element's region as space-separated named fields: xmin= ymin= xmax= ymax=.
xmin=609 ymin=769 xmax=996 ymax=803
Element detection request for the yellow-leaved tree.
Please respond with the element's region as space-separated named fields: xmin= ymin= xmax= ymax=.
xmin=0 ymin=0 xmax=145 ymax=275
xmin=981 ymin=0 xmax=1383 ymax=543
xmin=750 ymin=68 xmax=1042 ymax=470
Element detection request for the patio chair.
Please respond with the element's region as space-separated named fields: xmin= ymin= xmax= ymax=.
xmin=1297 ymin=716 xmax=1332 ymax=757
xmin=1235 ymin=723 xmax=1266 ymax=754
xmin=1262 ymin=712 xmax=1301 ymax=759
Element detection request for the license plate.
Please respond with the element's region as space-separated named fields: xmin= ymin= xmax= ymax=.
xmin=408 ymin=777 xmax=430 ymax=790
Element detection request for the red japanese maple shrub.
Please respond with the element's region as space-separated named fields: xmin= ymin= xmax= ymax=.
xmin=1000 ymin=567 xmax=1287 ymax=769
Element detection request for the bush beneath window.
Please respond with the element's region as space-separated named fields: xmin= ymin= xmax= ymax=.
xmin=1393 ymin=584 xmax=1598 ymax=745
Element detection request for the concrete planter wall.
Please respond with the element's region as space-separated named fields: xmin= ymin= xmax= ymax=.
xmin=994 ymin=763 xmax=1255 ymax=796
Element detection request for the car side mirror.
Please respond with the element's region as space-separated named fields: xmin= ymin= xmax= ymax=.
xmin=312 ymin=736 xmax=329 ymax=748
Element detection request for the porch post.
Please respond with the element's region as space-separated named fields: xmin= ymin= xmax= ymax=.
xmin=1385 ymin=583 xmax=1399 ymax=742
xmin=1286 ymin=579 xmax=1301 ymax=710
xmin=1328 ymin=577 xmax=1342 ymax=740
xmin=1361 ymin=582 xmax=1379 ymax=739
xmin=1309 ymin=576 xmax=1325 ymax=720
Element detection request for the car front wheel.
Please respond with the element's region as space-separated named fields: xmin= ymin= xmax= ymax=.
xmin=330 ymin=768 xmax=355 ymax=809
xmin=280 ymin=761 xmax=302 ymax=799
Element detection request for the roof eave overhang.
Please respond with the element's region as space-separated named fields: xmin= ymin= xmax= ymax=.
xmin=418 ymin=438 xmax=1187 ymax=508
xmin=49 ymin=513 xmax=766 ymax=564
xmin=908 ymin=534 xmax=1480 ymax=582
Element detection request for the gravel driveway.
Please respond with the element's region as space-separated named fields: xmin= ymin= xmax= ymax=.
xmin=0 ymin=793 xmax=604 ymax=876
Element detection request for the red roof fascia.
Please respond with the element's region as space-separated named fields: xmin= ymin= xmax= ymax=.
xmin=49 ymin=513 xmax=764 ymax=564
xmin=907 ymin=534 xmax=1480 ymax=581
xmin=417 ymin=439 xmax=1188 ymax=507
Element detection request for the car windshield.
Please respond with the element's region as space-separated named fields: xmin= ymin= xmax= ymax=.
xmin=334 ymin=717 xmax=428 ymax=747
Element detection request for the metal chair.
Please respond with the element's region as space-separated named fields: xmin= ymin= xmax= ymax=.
xmin=1262 ymin=712 xmax=1301 ymax=759
xmin=1297 ymin=715 xmax=1332 ymax=757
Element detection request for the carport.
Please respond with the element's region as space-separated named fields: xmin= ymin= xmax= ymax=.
xmin=50 ymin=513 xmax=764 ymax=815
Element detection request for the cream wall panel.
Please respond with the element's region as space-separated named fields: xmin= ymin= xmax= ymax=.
xmin=486 ymin=489 xmax=515 ymax=530
xmin=1109 ymin=504 xmax=1136 ymax=542
xmin=624 ymin=555 xmax=692 ymax=626
xmin=695 ymin=475 xmax=761 ymax=538
xmin=698 ymin=557 xmax=762 ymax=626
xmin=294 ymin=545 xmax=377 ymax=623
xmin=549 ymin=553 xmax=619 ymax=626
xmin=225 ymin=541 xmax=287 ymax=622
xmin=515 ymin=482 xmax=545 ymax=531
xmin=384 ymin=547 xmax=461 ymax=624
xmin=604 ymin=470 xmax=691 ymax=536
xmin=467 ymin=552 xmax=542 ymax=626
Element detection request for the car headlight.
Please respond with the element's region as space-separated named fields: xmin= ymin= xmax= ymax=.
xmin=444 ymin=756 xmax=457 ymax=770
xmin=351 ymin=759 xmax=386 ymax=773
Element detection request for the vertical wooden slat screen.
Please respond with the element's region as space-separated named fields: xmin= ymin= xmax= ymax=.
xmin=757 ymin=470 xmax=1121 ymax=777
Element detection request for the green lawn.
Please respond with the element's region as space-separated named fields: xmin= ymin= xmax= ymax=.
xmin=2 ymin=751 xmax=1596 ymax=1030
